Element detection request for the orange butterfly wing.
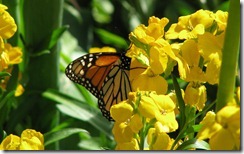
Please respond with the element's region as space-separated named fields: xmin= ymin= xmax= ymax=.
xmin=65 ymin=52 xmax=132 ymax=121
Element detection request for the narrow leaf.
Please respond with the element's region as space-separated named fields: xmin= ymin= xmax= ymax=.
xmin=95 ymin=28 xmax=128 ymax=49
xmin=42 ymin=89 xmax=113 ymax=139
xmin=44 ymin=128 xmax=88 ymax=146
xmin=0 ymin=72 xmax=11 ymax=78
xmin=176 ymin=138 xmax=210 ymax=150
xmin=48 ymin=25 xmax=69 ymax=49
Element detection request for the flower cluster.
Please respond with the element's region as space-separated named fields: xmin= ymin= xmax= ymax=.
xmin=111 ymin=91 xmax=177 ymax=150
xmin=111 ymin=9 xmax=240 ymax=150
xmin=0 ymin=4 xmax=23 ymax=96
xmin=0 ymin=129 xmax=44 ymax=150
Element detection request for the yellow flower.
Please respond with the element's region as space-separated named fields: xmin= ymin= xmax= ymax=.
xmin=130 ymin=24 xmax=154 ymax=45
xmin=165 ymin=9 xmax=214 ymax=40
xmin=184 ymin=82 xmax=207 ymax=111
xmin=176 ymin=40 xmax=206 ymax=82
xmin=0 ymin=49 xmax=9 ymax=71
xmin=0 ymin=129 xmax=44 ymax=150
xmin=197 ymin=105 xmax=240 ymax=150
xmin=198 ymin=32 xmax=223 ymax=62
xmin=149 ymin=43 xmax=168 ymax=75
xmin=198 ymin=32 xmax=223 ymax=84
xmin=110 ymin=101 xmax=133 ymax=123
xmin=150 ymin=93 xmax=178 ymax=132
xmin=89 ymin=46 xmax=116 ymax=53
xmin=115 ymin=138 xmax=140 ymax=150
xmin=129 ymin=16 xmax=169 ymax=46
xmin=147 ymin=16 xmax=169 ymax=41
xmin=138 ymin=92 xmax=178 ymax=132
xmin=15 ymin=84 xmax=25 ymax=97
xmin=0 ymin=4 xmax=17 ymax=39
xmin=126 ymin=44 xmax=149 ymax=67
xmin=0 ymin=134 xmax=20 ymax=150
xmin=131 ymin=67 xmax=168 ymax=94
xmin=147 ymin=122 xmax=174 ymax=150
xmin=4 ymin=43 xmax=22 ymax=65
xmin=111 ymin=100 xmax=143 ymax=144
xmin=0 ymin=40 xmax=22 ymax=71
xmin=19 ymin=129 xmax=44 ymax=150
xmin=214 ymin=10 xmax=228 ymax=33
xmin=138 ymin=95 xmax=159 ymax=119
xmin=112 ymin=122 xmax=134 ymax=144
xmin=205 ymin=53 xmax=221 ymax=84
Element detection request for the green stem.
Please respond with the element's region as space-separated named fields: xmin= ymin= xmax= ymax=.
xmin=215 ymin=0 xmax=240 ymax=112
xmin=11 ymin=0 xmax=63 ymax=150
xmin=139 ymin=117 xmax=146 ymax=150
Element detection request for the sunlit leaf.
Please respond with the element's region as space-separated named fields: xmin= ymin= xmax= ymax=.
xmin=42 ymin=89 xmax=113 ymax=139
xmin=176 ymin=138 xmax=210 ymax=150
xmin=44 ymin=128 xmax=88 ymax=146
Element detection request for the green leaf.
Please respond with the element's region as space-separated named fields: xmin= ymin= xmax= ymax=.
xmin=30 ymin=49 xmax=50 ymax=57
xmin=0 ymin=91 xmax=15 ymax=110
xmin=42 ymin=89 xmax=113 ymax=139
xmin=44 ymin=128 xmax=88 ymax=146
xmin=92 ymin=0 xmax=114 ymax=24
xmin=171 ymin=74 xmax=186 ymax=130
xmin=0 ymin=72 xmax=11 ymax=78
xmin=94 ymin=28 xmax=128 ymax=49
xmin=5 ymin=66 xmax=19 ymax=92
xmin=176 ymin=138 xmax=210 ymax=150
xmin=48 ymin=25 xmax=69 ymax=49
xmin=78 ymin=138 xmax=103 ymax=150
xmin=64 ymin=3 xmax=82 ymax=23
xmin=29 ymin=26 xmax=69 ymax=56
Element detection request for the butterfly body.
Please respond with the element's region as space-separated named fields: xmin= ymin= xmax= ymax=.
xmin=65 ymin=51 xmax=132 ymax=121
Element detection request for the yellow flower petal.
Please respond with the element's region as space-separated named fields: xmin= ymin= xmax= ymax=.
xmin=197 ymin=111 xmax=221 ymax=140
xmin=112 ymin=122 xmax=134 ymax=143
xmin=0 ymin=4 xmax=8 ymax=10
xmin=110 ymin=101 xmax=133 ymax=122
xmin=148 ymin=122 xmax=174 ymax=150
xmin=0 ymin=8 xmax=17 ymax=39
xmin=181 ymin=40 xmax=200 ymax=67
xmin=4 ymin=43 xmax=22 ymax=64
xmin=0 ymin=134 xmax=20 ymax=150
xmin=198 ymin=32 xmax=224 ymax=62
xmin=129 ymin=114 xmax=143 ymax=133
xmin=0 ymin=49 xmax=9 ymax=71
xmin=184 ymin=82 xmax=207 ymax=111
xmin=115 ymin=138 xmax=139 ymax=150
xmin=19 ymin=129 xmax=44 ymax=150
xmin=209 ymin=128 xmax=235 ymax=150
xmin=149 ymin=45 xmax=168 ymax=74
xmin=214 ymin=10 xmax=228 ymax=32
xmin=89 ymin=46 xmax=116 ymax=53
xmin=129 ymin=57 xmax=147 ymax=82
xmin=205 ymin=53 xmax=221 ymax=84
xmin=166 ymin=9 xmax=214 ymax=40
xmin=150 ymin=93 xmax=175 ymax=112
xmin=138 ymin=96 xmax=158 ymax=119
xmin=132 ymin=68 xmax=168 ymax=94
xmin=146 ymin=17 xmax=168 ymax=40
xmin=155 ymin=111 xmax=178 ymax=132
xmin=130 ymin=24 xmax=155 ymax=45
xmin=15 ymin=84 xmax=25 ymax=97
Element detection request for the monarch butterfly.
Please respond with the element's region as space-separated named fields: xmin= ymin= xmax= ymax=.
xmin=65 ymin=50 xmax=133 ymax=121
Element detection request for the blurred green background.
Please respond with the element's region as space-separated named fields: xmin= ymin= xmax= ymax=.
xmin=1 ymin=0 xmax=229 ymax=150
